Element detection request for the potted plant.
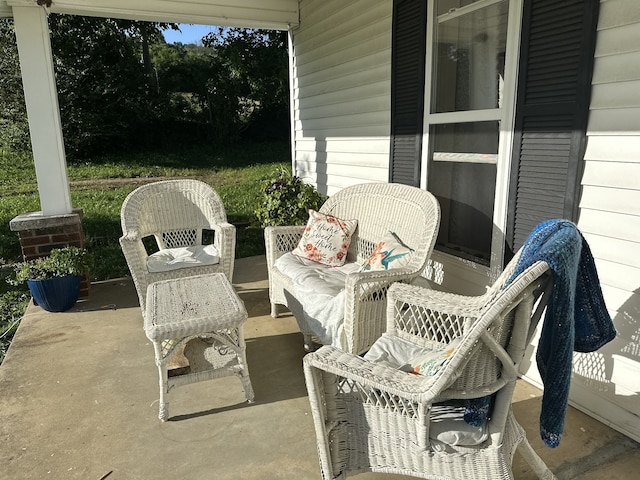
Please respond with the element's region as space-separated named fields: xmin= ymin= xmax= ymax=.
xmin=255 ymin=168 xmax=326 ymax=228
xmin=9 ymin=246 xmax=92 ymax=312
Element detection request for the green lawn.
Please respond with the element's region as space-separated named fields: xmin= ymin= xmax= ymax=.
xmin=1 ymin=142 xmax=289 ymax=271
xmin=0 ymin=141 xmax=290 ymax=364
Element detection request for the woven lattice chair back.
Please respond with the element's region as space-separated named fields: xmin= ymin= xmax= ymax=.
xmin=121 ymin=180 xmax=227 ymax=248
xmin=387 ymin=251 xmax=546 ymax=399
xmin=319 ymin=183 xmax=439 ymax=270
xmin=120 ymin=179 xmax=236 ymax=316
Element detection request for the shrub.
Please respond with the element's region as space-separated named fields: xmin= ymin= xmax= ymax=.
xmin=10 ymin=246 xmax=93 ymax=284
xmin=255 ymin=168 xmax=326 ymax=228
xmin=0 ymin=263 xmax=29 ymax=365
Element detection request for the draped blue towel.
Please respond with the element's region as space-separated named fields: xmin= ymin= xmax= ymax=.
xmin=506 ymin=219 xmax=616 ymax=447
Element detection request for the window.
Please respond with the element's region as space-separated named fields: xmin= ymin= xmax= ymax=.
xmin=390 ymin=0 xmax=596 ymax=276
xmin=428 ymin=122 xmax=498 ymax=263
xmin=432 ymin=1 xmax=507 ymax=114
xmin=423 ymin=0 xmax=516 ymax=266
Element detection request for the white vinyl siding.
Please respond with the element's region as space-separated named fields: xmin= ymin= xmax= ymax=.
xmin=290 ymin=0 xmax=393 ymax=195
xmin=575 ymin=0 xmax=640 ymax=442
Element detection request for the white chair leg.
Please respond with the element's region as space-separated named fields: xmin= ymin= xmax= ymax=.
xmin=158 ymin=362 xmax=169 ymax=421
xmin=236 ymin=327 xmax=255 ymax=403
xmin=518 ymin=438 xmax=558 ymax=480
xmin=270 ymin=303 xmax=279 ymax=318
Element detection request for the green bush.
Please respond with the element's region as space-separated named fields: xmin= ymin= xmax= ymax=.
xmin=10 ymin=246 xmax=93 ymax=284
xmin=0 ymin=291 xmax=29 ymax=364
xmin=255 ymin=168 xmax=326 ymax=228
xmin=0 ymin=264 xmax=29 ymax=365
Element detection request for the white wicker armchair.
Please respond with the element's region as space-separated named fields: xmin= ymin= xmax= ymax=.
xmin=303 ymin=254 xmax=557 ymax=480
xmin=120 ymin=179 xmax=235 ymax=317
xmin=264 ymin=182 xmax=440 ymax=355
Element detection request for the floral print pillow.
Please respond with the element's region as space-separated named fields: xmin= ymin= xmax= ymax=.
xmin=291 ymin=210 xmax=358 ymax=267
xmin=361 ymin=232 xmax=414 ymax=271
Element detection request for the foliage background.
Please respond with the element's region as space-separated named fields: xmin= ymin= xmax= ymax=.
xmin=0 ymin=17 xmax=290 ymax=157
xmin=0 ymin=21 xmax=29 ymax=151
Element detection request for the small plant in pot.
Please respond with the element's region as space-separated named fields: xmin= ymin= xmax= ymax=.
xmin=9 ymin=246 xmax=92 ymax=312
xmin=255 ymin=168 xmax=326 ymax=228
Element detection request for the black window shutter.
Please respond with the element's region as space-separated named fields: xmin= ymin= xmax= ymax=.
xmin=505 ymin=0 xmax=599 ymax=260
xmin=389 ymin=0 xmax=427 ymax=186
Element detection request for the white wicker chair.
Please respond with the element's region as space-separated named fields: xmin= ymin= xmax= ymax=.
xmin=120 ymin=179 xmax=235 ymax=317
xmin=303 ymin=253 xmax=557 ymax=480
xmin=264 ymin=182 xmax=440 ymax=355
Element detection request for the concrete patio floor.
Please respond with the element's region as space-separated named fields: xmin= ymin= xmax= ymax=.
xmin=1 ymin=255 xmax=639 ymax=480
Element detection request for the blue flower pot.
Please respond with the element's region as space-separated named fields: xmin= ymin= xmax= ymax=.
xmin=27 ymin=275 xmax=81 ymax=312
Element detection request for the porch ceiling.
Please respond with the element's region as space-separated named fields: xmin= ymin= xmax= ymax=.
xmin=2 ymin=0 xmax=299 ymax=29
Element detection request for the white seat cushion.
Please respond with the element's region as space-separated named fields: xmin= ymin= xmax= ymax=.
xmin=364 ymin=333 xmax=487 ymax=447
xmin=429 ymin=404 xmax=488 ymax=448
xmin=274 ymin=252 xmax=361 ymax=295
xmin=147 ymin=244 xmax=220 ymax=273
xmin=274 ymin=253 xmax=362 ymax=346
xmin=363 ymin=333 xmax=430 ymax=371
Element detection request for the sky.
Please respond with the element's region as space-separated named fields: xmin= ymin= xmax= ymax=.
xmin=162 ymin=24 xmax=219 ymax=45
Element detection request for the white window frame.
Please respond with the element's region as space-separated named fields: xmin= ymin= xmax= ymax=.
xmin=420 ymin=0 xmax=524 ymax=288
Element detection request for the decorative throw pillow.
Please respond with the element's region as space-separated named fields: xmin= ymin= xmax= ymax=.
xmin=361 ymin=231 xmax=414 ymax=271
xmin=412 ymin=337 xmax=462 ymax=376
xmin=291 ymin=210 xmax=358 ymax=267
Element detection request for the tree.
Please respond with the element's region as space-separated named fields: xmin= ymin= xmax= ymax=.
xmin=150 ymin=42 xmax=215 ymax=121
xmin=0 ymin=17 xmax=289 ymax=157
xmin=47 ymin=15 xmax=176 ymax=157
xmin=203 ymin=28 xmax=289 ymax=142
xmin=0 ymin=19 xmax=30 ymax=152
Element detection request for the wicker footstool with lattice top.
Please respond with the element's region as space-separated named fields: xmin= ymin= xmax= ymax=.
xmin=144 ymin=273 xmax=254 ymax=421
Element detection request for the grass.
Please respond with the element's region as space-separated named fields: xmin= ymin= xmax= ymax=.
xmin=0 ymin=269 xmax=30 ymax=364
xmin=0 ymin=141 xmax=290 ymax=364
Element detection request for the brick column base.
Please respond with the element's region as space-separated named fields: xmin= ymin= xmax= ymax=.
xmin=10 ymin=209 xmax=89 ymax=299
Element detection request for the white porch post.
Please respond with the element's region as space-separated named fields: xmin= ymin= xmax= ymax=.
xmin=12 ymin=5 xmax=72 ymax=215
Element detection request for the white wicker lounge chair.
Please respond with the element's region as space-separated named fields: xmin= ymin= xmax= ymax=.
xmin=120 ymin=179 xmax=235 ymax=317
xmin=303 ymin=252 xmax=557 ymax=480
xmin=264 ymin=182 xmax=440 ymax=355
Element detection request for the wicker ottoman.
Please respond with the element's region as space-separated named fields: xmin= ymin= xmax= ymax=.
xmin=144 ymin=273 xmax=254 ymax=421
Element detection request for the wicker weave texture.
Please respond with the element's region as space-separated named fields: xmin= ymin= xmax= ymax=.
xmin=303 ymin=259 xmax=557 ymax=480
xmin=119 ymin=179 xmax=236 ymax=316
xmin=144 ymin=273 xmax=253 ymax=421
xmin=265 ymin=182 xmax=440 ymax=354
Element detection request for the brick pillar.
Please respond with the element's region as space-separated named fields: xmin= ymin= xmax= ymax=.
xmin=9 ymin=209 xmax=89 ymax=299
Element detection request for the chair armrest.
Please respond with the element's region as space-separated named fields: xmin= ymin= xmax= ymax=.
xmin=264 ymin=225 xmax=305 ymax=267
xmin=212 ymin=222 xmax=236 ymax=280
xmin=119 ymin=234 xmax=149 ymax=263
xmin=389 ymin=282 xmax=488 ymax=313
xmin=119 ymin=229 xmax=141 ymax=242
xmin=212 ymin=222 xmax=236 ymax=250
xmin=303 ymin=345 xmax=441 ymax=404
xmin=213 ymin=221 xmax=235 ymax=231
xmin=119 ymin=235 xmax=152 ymax=306
xmin=338 ymin=267 xmax=421 ymax=354
xmin=342 ymin=267 xmax=417 ymax=305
